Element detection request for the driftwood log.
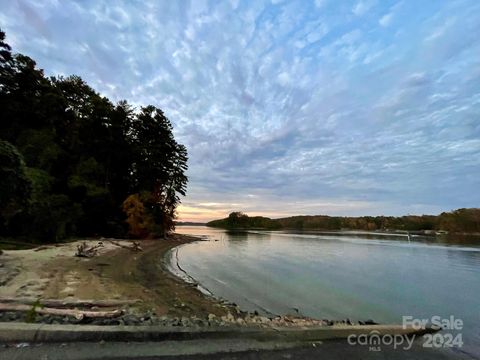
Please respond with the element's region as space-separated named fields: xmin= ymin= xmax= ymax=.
xmin=0 ymin=303 xmax=123 ymax=320
xmin=108 ymin=240 xmax=143 ymax=252
xmin=0 ymin=297 xmax=140 ymax=308
xmin=75 ymin=241 xmax=104 ymax=258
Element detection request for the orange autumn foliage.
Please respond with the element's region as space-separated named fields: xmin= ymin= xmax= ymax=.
xmin=122 ymin=194 xmax=153 ymax=238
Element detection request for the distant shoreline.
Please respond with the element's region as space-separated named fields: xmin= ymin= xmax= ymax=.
xmin=206 ymin=208 xmax=480 ymax=235
xmin=202 ymin=224 xmax=480 ymax=236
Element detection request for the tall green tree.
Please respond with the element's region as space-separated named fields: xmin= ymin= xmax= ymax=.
xmin=0 ymin=29 xmax=188 ymax=242
xmin=129 ymin=106 xmax=188 ymax=237
xmin=0 ymin=140 xmax=31 ymax=229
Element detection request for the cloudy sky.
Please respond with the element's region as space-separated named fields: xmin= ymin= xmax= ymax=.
xmin=1 ymin=0 xmax=479 ymax=221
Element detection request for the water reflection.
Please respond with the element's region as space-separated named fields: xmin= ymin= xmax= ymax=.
xmin=174 ymin=226 xmax=480 ymax=353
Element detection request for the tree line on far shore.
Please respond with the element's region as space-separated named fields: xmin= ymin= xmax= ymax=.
xmin=207 ymin=208 xmax=480 ymax=233
xmin=0 ymin=29 xmax=188 ymax=242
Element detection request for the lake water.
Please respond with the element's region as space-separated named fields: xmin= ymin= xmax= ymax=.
xmin=170 ymin=226 xmax=480 ymax=354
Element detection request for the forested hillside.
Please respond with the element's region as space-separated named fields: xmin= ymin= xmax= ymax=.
xmin=207 ymin=212 xmax=281 ymax=230
xmin=208 ymin=209 xmax=480 ymax=233
xmin=0 ymin=30 xmax=188 ymax=242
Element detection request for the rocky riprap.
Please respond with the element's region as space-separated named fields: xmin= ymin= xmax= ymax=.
xmin=0 ymin=309 xmax=377 ymax=328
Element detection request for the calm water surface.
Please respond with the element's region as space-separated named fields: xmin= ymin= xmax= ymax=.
xmin=170 ymin=226 xmax=480 ymax=353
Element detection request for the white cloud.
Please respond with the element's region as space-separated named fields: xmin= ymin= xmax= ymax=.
xmin=352 ymin=0 xmax=376 ymax=16
xmin=306 ymin=23 xmax=329 ymax=43
xmin=379 ymin=12 xmax=393 ymax=27
xmin=2 ymin=0 xmax=479 ymax=221
xmin=425 ymin=18 xmax=455 ymax=42
xmin=277 ymin=71 xmax=291 ymax=86
xmin=314 ymin=0 xmax=327 ymax=9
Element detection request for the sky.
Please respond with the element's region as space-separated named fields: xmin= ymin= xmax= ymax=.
xmin=1 ymin=0 xmax=479 ymax=222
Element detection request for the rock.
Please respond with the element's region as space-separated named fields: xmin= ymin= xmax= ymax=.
xmin=196 ymin=320 xmax=206 ymax=327
xmin=42 ymin=316 xmax=53 ymax=324
xmin=181 ymin=317 xmax=190 ymax=326
xmin=123 ymin=315 xmax=140 ymax=326
xmin=69 ymin=318 xmax=84 ymax=325
xmin=207 ymin=313 xmax=216 ymax=321
xmin=104 ymin=319 xmax=120 ymax=326
xmin=7 ymin=312 xmax=19 ymax=321
xmin=258 ymin=316 xmax=270 ymax=324
xmin=364 ymin=319 xmax=377 ymax=325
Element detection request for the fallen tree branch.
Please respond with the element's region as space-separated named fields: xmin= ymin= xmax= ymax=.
xmin=131 ymin=241 xmax=142 ymax=252
xmin=0 ymin=303 xmax=123 ymax=320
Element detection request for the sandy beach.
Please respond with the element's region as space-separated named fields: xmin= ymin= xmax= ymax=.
xmin=0 ymin=235 xmax=231 ymax=319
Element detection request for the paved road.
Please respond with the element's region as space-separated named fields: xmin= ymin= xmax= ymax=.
xmin=1 ymin=339 xmax=477 ymax=360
